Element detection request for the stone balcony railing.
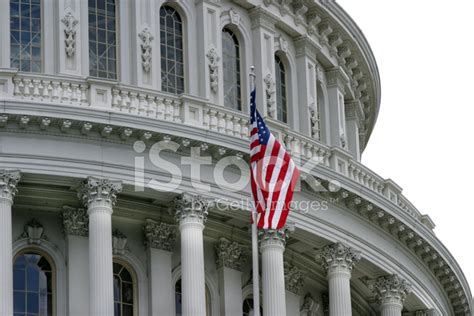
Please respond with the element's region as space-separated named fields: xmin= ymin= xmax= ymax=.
xmin=2 ymin=71 xmax=425 ymax=227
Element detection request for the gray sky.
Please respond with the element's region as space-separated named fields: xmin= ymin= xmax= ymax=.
xmin=337 ymin=0 xmax=474 ymax=292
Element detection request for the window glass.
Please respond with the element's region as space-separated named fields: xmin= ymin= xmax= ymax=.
xmin=89 ymin=0 xmax=117 ymax=79
xmin=160 ymin=6 xmax=184 ymax=94
xmin=10 ymin=0 xmax=42 ymax=72
xmin=275 ymin=55 xmax=288 ymax=123
xmin=222 ymin=28 xmax=241 ymax=111
xmin=13 ymin=253 xmax=53 ymax=316
xmin=113 ymin=262 xmax=135 ymax=316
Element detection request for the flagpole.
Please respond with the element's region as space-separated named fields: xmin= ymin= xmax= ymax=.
xmin=249 ymin=66 xmax=260 ymax=316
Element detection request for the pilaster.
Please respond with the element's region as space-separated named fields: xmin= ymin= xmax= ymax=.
xmin=143 ymin=219 xmax=177 ymax=316
xmin=0 ymin=1 xmax=11 ymax=68
xmin=369 ymin=274 xmax=412 ymax=316
xmin=316 ymin=242 xmax=361 ymax=316
xmin=345 ymin=100 xmax=364 ymax=161
xmin=62 ymin=205 xmax=90 ymax=316
xmin=326 ymin=67 xmax=349 ymax=149
xmin=0 ymin=170 xmax=20 ymax=316
xmin=215 ymin=237 xmax=246 ymax=316
xmin=284 ymin=261 xmax=305 ymax=316
xmin=57 ymin=1 xmax=81 ymax=76
xmin=78 ymin=177 xmax=122 ymax=316
xmin=249 ymin=8 xmax=277 ymax=116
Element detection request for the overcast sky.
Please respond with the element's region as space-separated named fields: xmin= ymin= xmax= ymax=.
xmin=337 ymin=0 xmax=474 ymax=293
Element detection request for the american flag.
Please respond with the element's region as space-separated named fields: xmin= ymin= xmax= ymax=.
xmin=249 ymin=87 xmax=300 ymax=229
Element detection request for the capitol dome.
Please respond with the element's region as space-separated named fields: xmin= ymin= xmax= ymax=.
xmin=0 ymin=0 xmax=471 ymax=315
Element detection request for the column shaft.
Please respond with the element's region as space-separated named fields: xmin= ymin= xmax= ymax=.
xmin=328 ymin=270 xmax=352 ymax=316
xmin=0 ymin=199 xmax=13 ymax=316
xmin=0 ymin=170 xmax=20 ymax=316
xmin=261 ymin=242 xmax=286 ymax=316
xmin=89 ymin=204 xmax=114 ymax=316
xmin=180 ymin=219 xmax=207 ymax=316
xmin=380 ymin=303 xmax=403 ymax=316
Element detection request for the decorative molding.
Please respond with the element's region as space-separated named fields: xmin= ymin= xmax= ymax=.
xmin=143 ymin=219 xmax=176 ymax=251
xmin=318 ymin=22 xmax=333 ymax=46
xmin=61 ymin=205 xmax=89 ymax=237
xmin=300 ymin=293 xmax=320 ymax=316
xmin=215 ymin=237 xmax=246 ymax=271
xmin=368 ymin=274 xmax=412 ymax=305
xmin=206 ymin=46 xmax=219 ymax=93
xmin=279 ymin=0 xmax=292 ymax=17
xmin=315 ymin=242 xmax=361 ymax=273
xmin=307 ymin=13 xmax=322 ymax=37
xmin=249 ymin=8 xmax=277 ymax=32
xmin=0 ymin=169 xmax=21 ymax=201
xmin=61 ymin=10 xmax=79 ymax=57
xmin=284 ymin=261 xmax=304 ymax=294
xmin=275 ymin=35 xmax=288 ymax=53
xmin=138 ymin=26 xmax=154 ymax=73
xmin=112 ymin=229 xmax=128 ymax=255
xmin=221 ymin=8 xmax=241 ymax=26
xmin=18 ymin=218 xmax=48 ymax=245
xmin=308 ymin=103 xmax=320 ymax=139
xmin=173 ymin=193 xmax=211 ymax=223
xmin=293 ymin=2 xmax=308 ymax=26
xmin=77 ymin=177 xmax=123 ymax=208
xmin=264 ymin=73 xmax=275 ymax=117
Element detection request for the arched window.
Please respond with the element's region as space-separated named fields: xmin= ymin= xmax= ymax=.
xmin=10 ymin=0 xmax=42 ymax=72
xmin=160 ymin=5 xmax=184 ymax=94
xmin=242 ymin=297 xmax=262 ymax=316
xmin=275 ymin=55 xmax=288 ymax=123
xmin=89 ymin=0 xmax=117 ymax=79
xmin=222 ymin=28 xmax=241 ymax=111
xmin=13 ymin=251 xmax=54 ymax=316
xmin=113 ymin=261 xmax=136 ymax=316
xmin=175 ymin=279 xmax=211 ymax=316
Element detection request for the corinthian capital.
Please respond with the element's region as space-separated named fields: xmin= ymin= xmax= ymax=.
xmin=215 ymin=237 xmax=246 ymax=271
xmin=61 ymin=205 xmax=89 ymax=236
xmin=315 ymin=242 xmax=361 ymax=273
xmin=143 ymin=219 xmax=176 ymax=251
xmin=368 ymin=274 xmax=412 ymax=305
xmin=77 ymin=177 xmax=122 ymax=208
xmin=0 ymin=169 xmax=21 ymax=202
xmin=258 ymin=225 xmax=293 ymax=248
xmin=284 ymin=261 xmax=305 ymax=294
xmin=173 ymin=193 xmax=210 ymax=224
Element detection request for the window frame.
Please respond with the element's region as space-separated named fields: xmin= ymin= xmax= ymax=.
xmin=274 ymin=54 xmax=288 ymax=123
xmin=221 ymin=26 xmax=242 ymax=111
xmin=88 ymin=0 xmax=119 ymax=80
xmin=13 ymin=248 xmax=56 ymax=316
xmin=113 ymin=258 xmax=138 ymax=316
xmin=159 ymin=4 xmax=185 ymax=95
xmin=174 ymin=278 xmax=211 ymax=316
xmin=10 ymin=0 xmax=44 ymax=73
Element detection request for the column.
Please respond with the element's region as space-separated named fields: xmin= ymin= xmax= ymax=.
xmin=259 ymin=228 xmax=291 ymax=316
xmin=174 ymin=193 xmax=210 ymax=316
xmin=316 ymin=242 xmax=361 ymax=316
xmin=62 ymin=206 xmax=90 ymax=316
xmin=215 ymin=237 xmax=246 ymax=316
xmin=0 ymin=170 xmax=20 ymax=316
xmin=326 ymin=68 xmax=350 ymax=149
xmin=369 ymin=274 xmax=411 ymax=316
xmin=143 ymin=219 xmax=177 ymax=316
xmin=78 ymin=177 xmax=122 ymax=316
xmin=284 ymin=261 xmax=305 ymax=316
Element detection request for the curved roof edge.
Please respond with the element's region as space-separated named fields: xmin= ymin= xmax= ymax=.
xmin=320 ymin=0 xmax=382 ymax=152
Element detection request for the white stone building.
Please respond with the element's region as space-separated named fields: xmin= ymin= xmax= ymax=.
xmin=0 ymin=0 xmax=471 ymax=315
